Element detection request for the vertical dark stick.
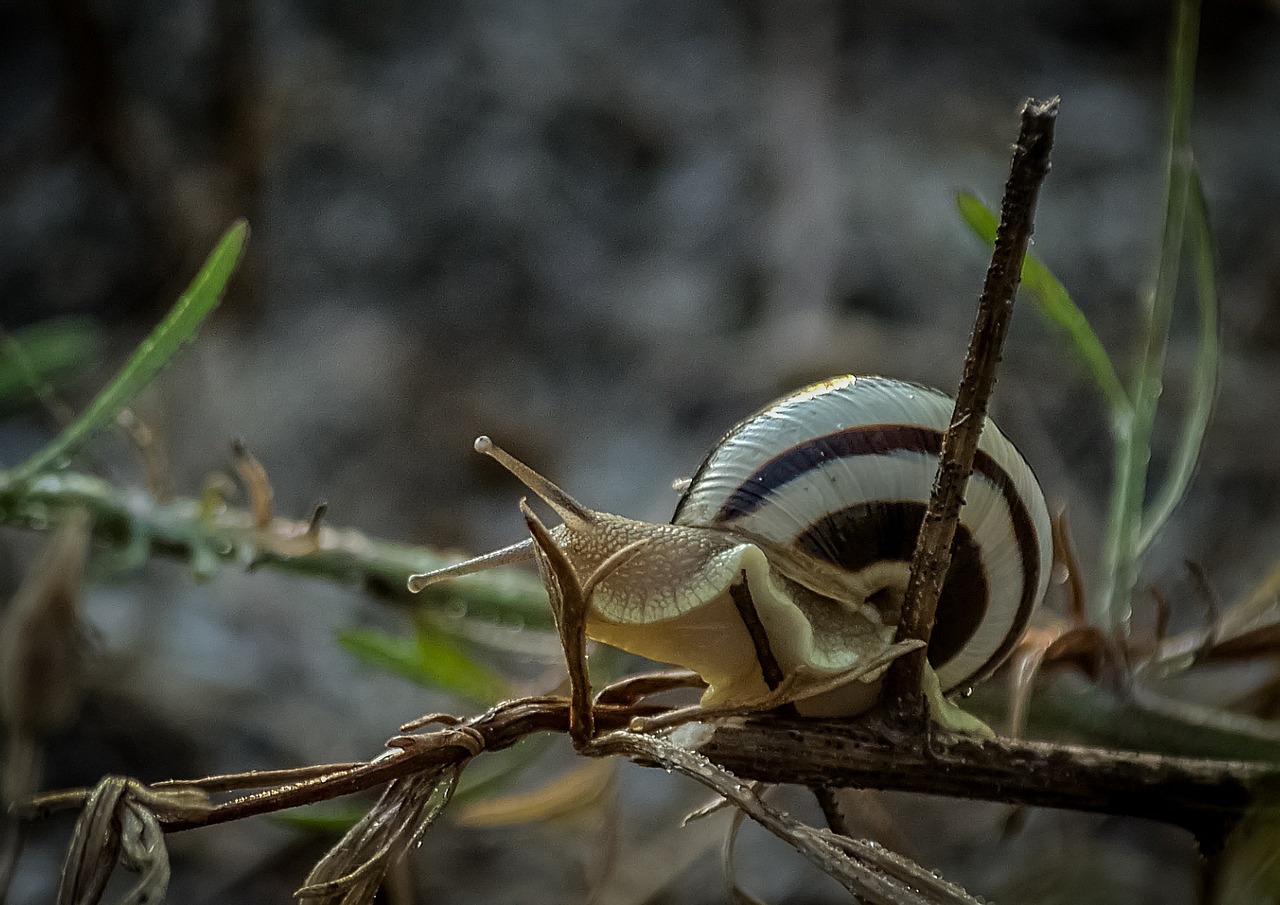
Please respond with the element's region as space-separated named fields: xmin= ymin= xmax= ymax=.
xmin=520 ymin=502 xmax=596 ymax=747
xmin=883 ymin=97 xmax=1059 ymax=729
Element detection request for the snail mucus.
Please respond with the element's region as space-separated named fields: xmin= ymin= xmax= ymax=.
xmin=408 ymin=375 xmax=1052 ymax=725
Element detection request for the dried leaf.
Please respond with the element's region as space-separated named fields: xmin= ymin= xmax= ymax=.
xmin=232 ymin=439 xmax=273 ymax=529
xmin=113 ymin=798 xmax=171 ymax=905
xmin=1043 ymin=626 xmax=1111 ymax=681
xmin=48 ymin=777 xmax=207 ymax=905
xmin=1051 ymin=508 xmax=1089 ymax=624
xmin=0 ymin=510 xmax=91 ymax=736
xmin=521 ymin=500 xmax=595 ymax=745
xmin=1220 ymin=559 xmax=1280 ymax=641
xmin=1 ymin=510 xmax=91 ymax=806
xmin=1005 ymin=632 xmax=1051 ymax=741
xmin=297 ymin=768 xmax=460 ymax=904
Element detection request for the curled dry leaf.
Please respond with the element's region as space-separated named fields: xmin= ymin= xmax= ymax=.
xmin=47 ymin=776 xmax=210 ymax=905
xmin=1185 ymin=560 xmax=1223 ymax=659
xmin=226 ymin=440 xmax=336 ymax=561
xmin=592 ymin=670 xmax=705 ymax=707
xmin=522 ymin=497 xmax=658 ymax=749
xmin=1007 ymin=622 xmax=1113 ymax=741
xmin=1153 ymin=560 xmax=1280 ymax=672
xmin=1050 ymin=507 xmax=1088 ymax=624
xmin=1201 ymin=625 xmax=1280 ymax=663
xmin=297 ymin=768 xmax=460 ymax=905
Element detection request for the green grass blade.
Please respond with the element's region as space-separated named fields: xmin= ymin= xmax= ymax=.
xmin=0 ymin=318 xmax=105 ymax=408
xmin=337 ymin=624 xmax=512 ymax=707
xmin=1093 ymin=0 xmax=1200 ymax=636
xmin=5 ymin=220 xmax=249 ymax=482
xmin=1136 ymin=170 xmax=1218 ymax=554
xmin=956 ymin=191 xmax=1129 ymax=414
xmin=272 ymin=801 xmax=370 ymax=833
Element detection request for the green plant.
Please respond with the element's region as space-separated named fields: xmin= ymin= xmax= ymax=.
xmin=960 ymin=0 xmax=1218 ymax=641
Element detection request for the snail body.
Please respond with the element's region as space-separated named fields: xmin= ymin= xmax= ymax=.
xmin=409 ymin=375 xmax=1052 ymax=718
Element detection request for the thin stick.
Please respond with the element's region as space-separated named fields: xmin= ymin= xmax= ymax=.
xmin=521 ymin=501 xmax=596 ymax=746
xmin=883 ymin=97 xmax=1059 ymax=726
xmin=701 ymin=713 xmax=1268 ymax=852
xmin=18 ymin=690 xmax=1278 ymax=858
xmin=587 ymin=730 xmax=983 ymax=905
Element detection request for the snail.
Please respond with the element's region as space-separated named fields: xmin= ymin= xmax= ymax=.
xmin=408 ymin=375 xmax=1052 ymax=721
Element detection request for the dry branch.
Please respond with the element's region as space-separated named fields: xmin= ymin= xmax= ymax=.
xmin=21 ymin=689 xmax=1275 ymax=894
xmin=884 ymin=97 xmax=1059 ymax=724
xmin=585 ymin=729 xmax=983 ymax=905
xmin=701 ymin=712 xmax=1267 ymax=851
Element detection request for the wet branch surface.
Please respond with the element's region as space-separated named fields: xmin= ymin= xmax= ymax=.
xmin=25 ymin=694 xmax=1270 ymax=852
xmin=700 ymin=712 xmax=1269 ymax=851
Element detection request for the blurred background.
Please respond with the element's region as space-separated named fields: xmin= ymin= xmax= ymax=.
xmin=2 ymin=0 xmax=1279 ymax=902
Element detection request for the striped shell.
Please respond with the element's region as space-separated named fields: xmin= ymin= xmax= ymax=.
xmin=672 ymin=375 xmax=1053 ymax=693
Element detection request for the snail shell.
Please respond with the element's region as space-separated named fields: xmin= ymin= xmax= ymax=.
xmin=673 ymin=375 xmax=1052 ymax=702
xmin=408 ymin=375 xmax=1052 ymax=718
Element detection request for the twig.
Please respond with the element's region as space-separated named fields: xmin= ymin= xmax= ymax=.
xmin=700 ymin=711 xmax=1265 ymax=852
xmin=884 ymin=97 xmax=1059 ymax=725
xmin=586 ymin=730 xmax=983 ymax=905
xmin=16 ymin=698 xmax=639 ymax=832
xmin=0 ymin=469 xmax=551 ymax=621
xmin=9 ymin=468 xmax=1280 ymax=766
xmin=521 ymin=501 xmax=596 ymax=746
xmin=21 ymin=690 xmax=1277 ymax=852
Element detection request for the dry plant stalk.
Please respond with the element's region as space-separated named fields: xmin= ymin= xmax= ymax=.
xmin=518 ymin=497 xmax=650 ymax=747
xmin=884 ymin=97 xmax=1059 ymax=727
xmin=584 ymin=731 xmax=982 ymax=905
xmin=1 ymin=510 xmax=92 ymax=799
xmin=1 ymin=509 xmax=93 ymax=901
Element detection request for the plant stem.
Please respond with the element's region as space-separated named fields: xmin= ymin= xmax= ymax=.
xmin=1093 ymin=0 xmax=1201 ymax=637
xmin=702 ymin=712 xmax=1269 ymax=853
xmin=0 ymin=468 xmax=552 ymax=627
xmin=883 ymin=97 xmax=1057 ymax=723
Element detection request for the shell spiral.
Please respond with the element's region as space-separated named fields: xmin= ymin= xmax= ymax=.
xmin=672 ymin=375 xmax=1053 ymax=692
